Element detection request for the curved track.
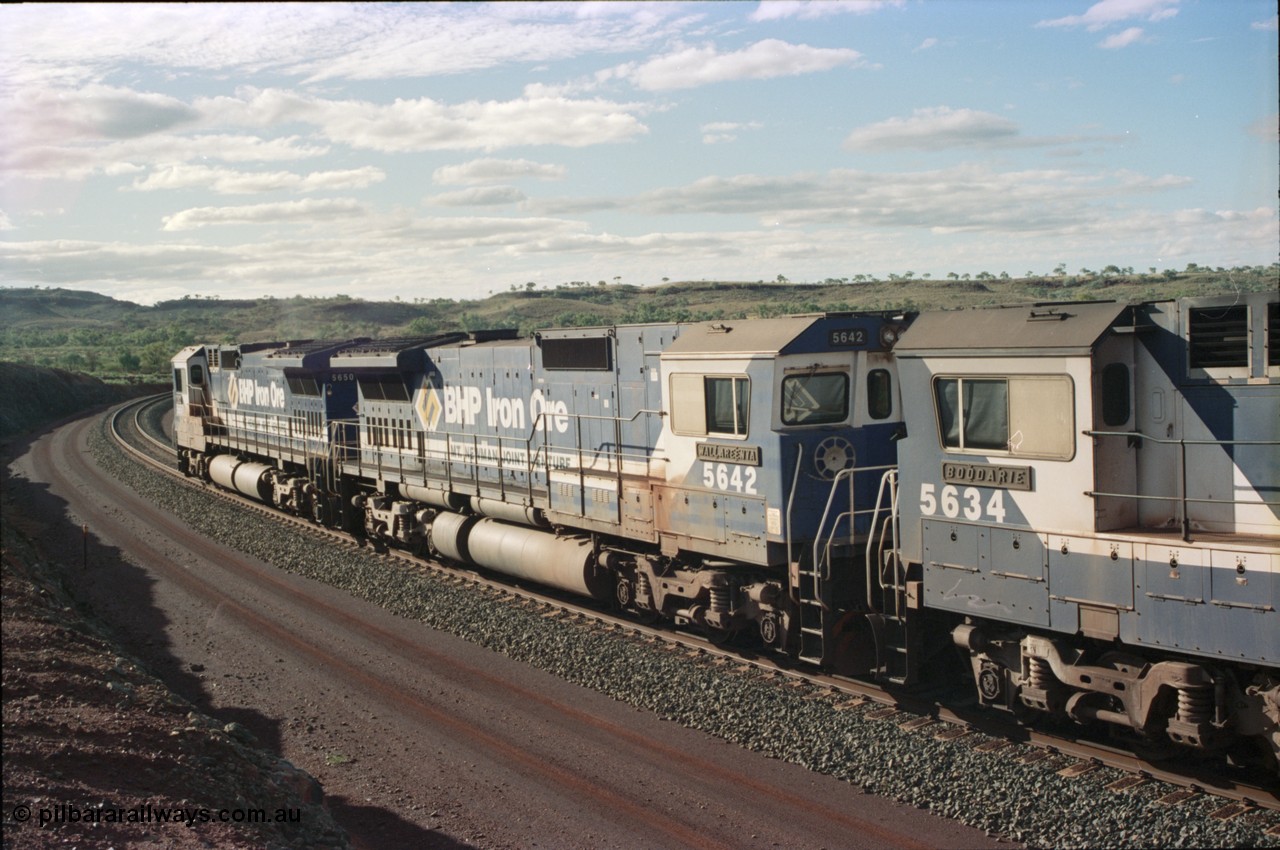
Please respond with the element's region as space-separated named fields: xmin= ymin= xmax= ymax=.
xmin=10 ymin=401 xmax=1011 ymax=848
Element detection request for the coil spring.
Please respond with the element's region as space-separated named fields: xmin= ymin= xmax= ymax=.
xmin=1026 ymin=657 xmax=1052 ymax=691
xmin=1176 ymin=686 xmax=1213 ymax=724
xmin=634 ymin=573 xmax=651 ymax=607
xmin=709 ymin=585 xmax=731 ymax=613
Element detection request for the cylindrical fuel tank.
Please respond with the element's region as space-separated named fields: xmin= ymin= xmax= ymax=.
xmin=400 ymin=484 xmax=468 ymax=512
xmin=430 ymin=511 xmax=609 ymax=600
xmin=469 ymin=496 xmax=548 ymax=527
xmin=208 ymin=454 xmax=273 ymax=503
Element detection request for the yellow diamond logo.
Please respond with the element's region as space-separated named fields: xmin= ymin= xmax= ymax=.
xmin=416 ymin=384 xmax=442 ymax=431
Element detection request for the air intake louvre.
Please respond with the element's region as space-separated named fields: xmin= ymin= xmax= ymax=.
xmin=540 ymin=336 xmax=612 ymax=371
xmin=1188 ymin=306 xmax=1248 ymax=369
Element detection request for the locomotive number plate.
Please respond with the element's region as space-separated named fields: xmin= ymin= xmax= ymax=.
xmin=827 ymin=328 xmax=868 ymax=348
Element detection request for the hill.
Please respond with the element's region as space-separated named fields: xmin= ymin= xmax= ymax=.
xmin=0 ymin=363 xmax=161 ymax=441
xmin=1 ymin=265 xmax=1275 ymax=377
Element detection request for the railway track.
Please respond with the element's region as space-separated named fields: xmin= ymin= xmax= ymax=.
xmin=114 ymin=394 xmax=1280 ymax=821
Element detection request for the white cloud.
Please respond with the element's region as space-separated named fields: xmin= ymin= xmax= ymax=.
xmin=914 ymin=37 xmax=939 ymax=52
xmin=426 ymin=187 xmax=528 ymax=207
xmin=1099 ymin=27 xmax=1146 ymax=49
xmin=433 ymin=158 xmax=567 ymax=186
xmin=0 ymin=3 xmax=694 ymax=89
xmin=1248 ymin=114 xmax=1280 ymax=141
xmin=843 ymin=107 xmax=1021 ymax=152
xmin=197 ymin=88 xmax=650 ymax=152
xmin=1037 ymin=0 xmax=1179 ymax=31
xmin=1252 ymin=15 xmax=1279 ymax=31
xmin=700 ymin=121 xmax=764 ymax=144
xmin=129 ymin=165 xmax=385 ymax=194
xmin=4 ymin=85 xmax=198 ymax=149
xmin=0 ymin=210 xmax=13 ymax=231
xmin=750 ymin=1 xmax=904 ymax=22
xmin=161 ymin=198 xmax=369 ymax=231
xmin=531 ymin=164 xmax=1196 ymax=237
xmin=607 ymin=40 xmax=865 ymax=91
xmin=2 ymin=124 xmax=330 ymax=182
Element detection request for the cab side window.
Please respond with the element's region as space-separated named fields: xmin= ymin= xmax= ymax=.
xmin=866 ymin=369 xmax=892 ymax=420
xmin=671 ymin=374 xmax=750 ymax=438
xmin=934 ymin=375 xmax=1074 ymax=460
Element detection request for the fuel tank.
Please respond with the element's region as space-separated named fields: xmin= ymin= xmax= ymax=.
xmin=208 ymin=455 xmax=273 ymax=503
xmin=430 ymin=511 xmax=610 ymax=600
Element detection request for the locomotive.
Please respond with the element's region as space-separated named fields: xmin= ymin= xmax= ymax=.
xmin=171 ymin=292 xmax=1279 ymax=770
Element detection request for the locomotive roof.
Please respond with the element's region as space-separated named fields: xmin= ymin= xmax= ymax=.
xmin=329 ymin=330 xmax=522 ymax=369
xmin=259 ymin=338 xmax=371 ymax=368
xmin=662 ymin=313 xmax=904 ymax=356
xmin=894 ymin=300 xmax=1132 ymax=357
xmin=662 ymin=316 xmax=825 ymax=356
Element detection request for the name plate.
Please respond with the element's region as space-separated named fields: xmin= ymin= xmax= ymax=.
xmin=942 ymin=461 xmax=1033 ymax=491
xmin=697 ymin=443 xmax=762 ymax=466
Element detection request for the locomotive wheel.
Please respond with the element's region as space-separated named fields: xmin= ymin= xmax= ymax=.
xmin=310 ymin=495 xmax=329 ymax=525
xmin=702 ymin=621 xmax=740 ymax=647
xmin=614 ymin=575 xmax=633 ymax=610
xmin=616 ymin=575 xmax=660 ymax=624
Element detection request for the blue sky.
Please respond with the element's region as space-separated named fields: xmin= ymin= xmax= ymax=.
xmin=1 ymin=1 xmax=1276 ymax=305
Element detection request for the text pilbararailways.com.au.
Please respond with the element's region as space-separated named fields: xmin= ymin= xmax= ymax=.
xmin=9 ymin=802 xmax=303 ymax=828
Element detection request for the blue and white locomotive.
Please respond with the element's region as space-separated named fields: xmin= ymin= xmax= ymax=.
xmin=172 ymin=293 xmax=1278 ymax=770
xmin=888 ymin=292 xmax=1278 ymax=765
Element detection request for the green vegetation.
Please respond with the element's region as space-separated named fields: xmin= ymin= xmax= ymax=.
xmin=2 ymin=263 xmax=1275 ymax=378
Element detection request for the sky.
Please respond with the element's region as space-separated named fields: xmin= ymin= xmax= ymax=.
xmin=1 ymin=0 xmax=1277 ymax=306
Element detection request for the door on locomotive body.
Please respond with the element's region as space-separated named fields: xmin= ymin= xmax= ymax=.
xmin=1092 ymin=329 xmax=1139 ymax=532
xmin=774 ymin=349 xmax=893 ymax=547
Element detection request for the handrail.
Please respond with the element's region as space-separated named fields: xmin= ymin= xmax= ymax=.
xmin=865 ymin=468 xmax=900 ymax=611
xmin=1085 ymin=428 xmax=1279 ymax=541
xmin=785 ymin=444 xmax=804 ymax=569
xmin=811 ymin=461 xmax=899 ymax=586
xmin=339 ymin=406 xmax=669 ymax=520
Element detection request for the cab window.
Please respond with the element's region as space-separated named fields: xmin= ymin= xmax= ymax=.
xmin=705 ymin=376 xmax=749 ymax=436
xmin=866 ymin=369 xmax=892 ymax=420
xmin=671 ymin=374 xmax=750 ymax=437
xmin=781 ymin=373 xmax=848 ymax=425
xmin=934 ymin=375 xmax=1074 ymax=460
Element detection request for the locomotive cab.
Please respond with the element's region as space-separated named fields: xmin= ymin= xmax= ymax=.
xmin=892 ymin=294 xmax=1279 ymax=766
xmin=656 ymin=313 xmax=912 ymax=664
xmin=171 ymin=345 xmax=211 ymax=462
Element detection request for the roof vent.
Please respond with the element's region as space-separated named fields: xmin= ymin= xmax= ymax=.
xmin=1028 ymin=308 xmax=1070 ymax=322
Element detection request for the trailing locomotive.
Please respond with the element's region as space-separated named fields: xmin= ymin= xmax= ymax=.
xmin=171 ymin=293 xmax=1279 ymax=771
